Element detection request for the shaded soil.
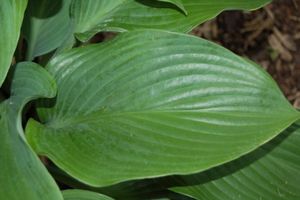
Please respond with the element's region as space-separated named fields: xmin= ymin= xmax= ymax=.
xmin=192 ymin=0 xmax=300 ymax=107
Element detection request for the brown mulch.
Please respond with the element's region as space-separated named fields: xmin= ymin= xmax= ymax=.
xmin=192 ymin=0 xmax=300 ymax=108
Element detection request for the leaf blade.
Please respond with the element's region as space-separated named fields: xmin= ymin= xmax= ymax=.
xmin=0 ymin=0 xmax=27 ymax=86
xmin=156 ymin=0 xmax=188 ymax=15
xmin=63 ymin=190 xmax=114 ymax=200
xmin=171 ymin=122 xmax=300 ymax=200
xmin=22 ymin=0 xmax=72 ymax=60
xmin=26 ymin=30 xmax=299 ymax=187
xmin=71 ymin=0 xmax=271 ymax=41
xmin=0 ymin=62 xmax=62 ymax=200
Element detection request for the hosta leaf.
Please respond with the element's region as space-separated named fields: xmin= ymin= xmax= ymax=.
xmin=22 ymin=0 xmax=72 ymax=60
xmin=70 ymin=0 xmax=125 ymax=38
xmin=63 ymin=190 xmax=113 ymax=200
xmin=70 ymin=0 xmax=271 ymax=41
xmin=0 ymin=62 xmax=62 ymax=200
xmin=171 ymin=122 xmax=300 ymax=200
xmin=156 ymin=0 xmax=187 ymax=15
xmin=0 ymin=0 xmax=27 ymax=86
xmin=49 ymin=165 xmax=186 ymax=200
xmin=26 ymin=30 xmax=299 ymax=187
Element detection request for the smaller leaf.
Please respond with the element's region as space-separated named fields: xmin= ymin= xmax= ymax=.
xmin=70 ymin=0 xmax=125 ymax=39
xmin=22 ymin=0 xmax=72 ymax=60
xmin=10 ymin=62 xmax=56 ymax=107
xmin=62 ymin=190 xmax=113 ymax=200
xmin=0 ymin=62 xmax=61 ymax=200
xmin=71 ymin=0 xmax=271 ymax=41
xmin=157 ymin=0 xmax=188 ymax=15
xmin=0 ymin=0 xmax=28 ymax=86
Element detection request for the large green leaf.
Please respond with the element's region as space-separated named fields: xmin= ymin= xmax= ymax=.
xmin=63 ymin=190 xmax=113 ymax=200
xmin=0 ymin=0 xmax=27 ymax=86
xmin=171 ymin=122 xmax=300 ymax=200
xmin=22 ymin=0 xmax=72 ymax=60
xmin=70 ymin=0 xmax=270 ymax=41
xmin=0 ymin=62 xmax=62 ymax=200
xmin=26 ymin=30 xmax=299 ymax=187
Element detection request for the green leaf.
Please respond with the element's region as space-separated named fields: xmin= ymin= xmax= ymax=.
xmin=156 ymin=0 xmax=187 ymax=15
xmin=22 ymin=0 xmax=72 ymax=60
xmin=0 ymin=0 xmax=27 ymax=87
xmin=26 ymin=30 xmax=299 ymax=187
xmin=171 ymin=122 xmax=300 ymax=200
xmin=0 ymin=62 xmax=62 ymax=200
xmin=63 ymin=190 xmax=113 ymax=200
xmin=70 ymin=0 xmax=271 ymax=41
xmin=70 ymin=0 xmax=125 ymax=40
xmin=48 ymin=165 xmax=181 ymax=200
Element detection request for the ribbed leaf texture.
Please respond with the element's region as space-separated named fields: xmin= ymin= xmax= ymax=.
xmin=26 ymin=30 xmax=299 ymax=187
xmin=0 ymin=62 xmax=62 ymax=200
xmin=70 ymin=0 xmax=271 ymax=41
xmin=171 ymin=122 xmax=300 ymax=200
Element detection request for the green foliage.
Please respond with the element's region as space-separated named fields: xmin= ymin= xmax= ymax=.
xmin=63 ymin=190 xmax=113 ymax=200
xmin=70 ymin=0 xmax=271 ymax=41
xmin=1 ymin=0 xmax=299 ymax=199
xmin=26 ymin=30 xmax=297 ymax=187
xmin=171 ymin=122 xmax=300 ymax=199
xmin=22 ymin=0 xmax=72 ymax=60
xmin=0 ymin=0 xmax=27 ymax=86
xmin=157 ymin=0 xmax=188 ymax=15
xmin=0 ymin=62 xmax=62 ymax=200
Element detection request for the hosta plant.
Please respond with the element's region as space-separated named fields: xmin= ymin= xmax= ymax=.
xmin=0 ymin=0 xmax=299 ymax=199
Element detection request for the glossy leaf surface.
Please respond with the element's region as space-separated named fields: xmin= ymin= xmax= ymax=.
xmin=0 ymin=62 xmax=62 ymax=200
xmin=26 ymin=30 xmax=299 ymax=187
xmin=171 ymin=122 xmax=300 ymax=200
xmin=70 ymin=0 xmax=271 ymax=41
xmin=0 ymin=0 xmax=27 ymax=86
xmin=70 ymin=0 xmax=125 ymax=38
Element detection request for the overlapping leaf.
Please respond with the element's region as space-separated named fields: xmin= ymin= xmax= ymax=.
xmin=171 ymin=122 xmax=300 ymax=200
xmin=22 ymin=0 xmax=72 ymax=60
xmin=26 ymin=30 xmax=299 ymax=187
xmin=156 ymin=0 xmax=187 ymax=15
xmin=63 ymin=190 xmax=113 ymax=200
xmin=0 ymin=62 xmax=62 ymax=200
xmin=70 ymin=0 xmax=125 ymax=39
xmin=70 ymin=0 xmax=271 ymax=41
xmin=0 ymin=0 xmax=27 ymax=86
